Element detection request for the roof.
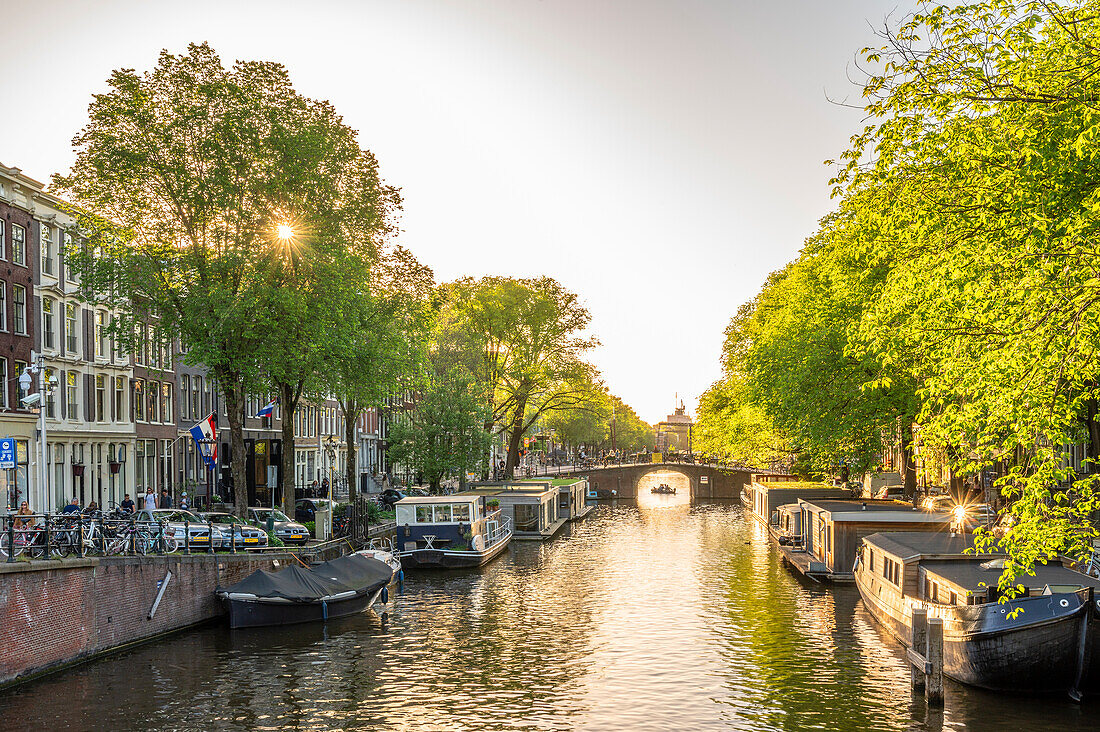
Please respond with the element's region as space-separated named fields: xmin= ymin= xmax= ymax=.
xmin=921 ymin=559 xmax=1100 ymax=592
xmin=395 ymin=493 xmax=484 ymax=505
xmin=863 ymin=531 xmax=988 ymax=559
xmin=801 ymin=500 xmax=951 ymax=523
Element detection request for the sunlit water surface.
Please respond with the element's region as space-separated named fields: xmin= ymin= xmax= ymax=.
xmin=2 ymin=470 xmax=1098 ymax=730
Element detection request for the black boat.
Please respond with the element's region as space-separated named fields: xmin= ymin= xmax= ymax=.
xmin=217 ymin=552 xmax=397 ymax=629
xmin=856 ymin=532 xmax=1100 ymax=697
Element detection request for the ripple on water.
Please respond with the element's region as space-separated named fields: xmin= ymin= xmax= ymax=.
xmin=1 ymin=487 xmax=1099 ymax=731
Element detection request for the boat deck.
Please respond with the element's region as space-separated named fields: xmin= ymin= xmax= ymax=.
xmin=513 ymin=516 xmax=569 ymax=541
xmin=570 ymin=504 xmax=595 ymax=521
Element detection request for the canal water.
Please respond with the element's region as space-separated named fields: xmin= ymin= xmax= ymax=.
xmin=2 ymin=470 xmax=1098 ymax=731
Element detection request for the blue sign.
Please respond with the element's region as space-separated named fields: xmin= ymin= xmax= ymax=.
xmin=0 ymin=438 xmax=15 ymax=470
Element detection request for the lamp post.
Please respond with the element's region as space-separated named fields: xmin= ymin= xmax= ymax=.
xmin=19 ymin=352 xmax=53 ymax=512
xmin=324 ymin=434 xmax=337 ymax=539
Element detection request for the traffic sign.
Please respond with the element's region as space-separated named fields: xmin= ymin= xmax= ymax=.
xmin=0 ymin=438 xmax=15 ymax=469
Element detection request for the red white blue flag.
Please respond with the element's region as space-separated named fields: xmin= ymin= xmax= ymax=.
xmin=189 ymin=414 xmax=218 ymax=469
xmin=255 ymin=397 xmax=278 ymax=418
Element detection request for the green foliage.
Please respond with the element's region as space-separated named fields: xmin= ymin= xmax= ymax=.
xmin=386 ymin=366 xmax=491 ymax=489
xmin=436 ymin=276 xmax=600 ymax=476
xmin=695 ymin=375 xmax=788 ymax=469
xmin=55 ymin=42 xmax=399 ymax=517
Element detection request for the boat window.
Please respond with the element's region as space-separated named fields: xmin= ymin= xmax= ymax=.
xmin=416 ymin=505 xmax=432 ymax=523
xmin=452 ymin=503 xmax=471 ymax=522
xmin=433 ymin=505 xmax=453 ymax=522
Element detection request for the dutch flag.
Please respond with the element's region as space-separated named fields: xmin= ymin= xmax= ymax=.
xmin=189 ymin=414 xmax=218 ymax=469
xmin=256 ymin=397 xmax=278 ymax=418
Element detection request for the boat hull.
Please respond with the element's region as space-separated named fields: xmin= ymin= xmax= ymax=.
xmin=400 ymin=533 xmax=511 ymax=570
xmin=224 ymin=586 xmax=385 ymax=629
xmin=856 ymin=564 xmax=1100 ymax=694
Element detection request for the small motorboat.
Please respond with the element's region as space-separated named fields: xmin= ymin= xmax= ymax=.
xmin=651 ymin=484 xmax=676 ymax=495
xmin=217 ymin=551 xmax=398 ymax=629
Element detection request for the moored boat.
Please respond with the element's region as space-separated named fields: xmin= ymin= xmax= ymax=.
xmin=855 ymin=531 xmax=1100 ymax=697
xmin=395 ymin=493 xmax=513 ymax=569
xmin=217 ymin=551 xmax=398 ymax=629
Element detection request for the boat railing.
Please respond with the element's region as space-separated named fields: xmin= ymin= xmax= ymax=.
xmin=485 ymin=515 xmax=512 ymax=548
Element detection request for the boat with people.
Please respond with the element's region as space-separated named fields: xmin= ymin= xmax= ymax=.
xmin=217 ymin=550 xmax=399 ymax=629
xmin=394 ymin=493 xmax=513 ymax=569
xmin=855 ymin=531 xmax=1100 ymax=697
xmin=651 ymin=484 xmax=676 ymax=495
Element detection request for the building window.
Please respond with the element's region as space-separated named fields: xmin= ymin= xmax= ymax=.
xmin=0 ymin=358 xmax=7 ymax=410
xmin=181 ymin=375 xmax=190 ymax=419
xmin=11 ymin=225 xmax=25 ymax=266
xmin=149 ymin=326 xmax=160 ymax=369
xmin=114 ymin=376 xmax=125 ymax=422
xmin=0 ymin=282 xmax=6 ymax=331
xmin=193 ymin=376 xmax=201 ymax=419
xmin=15 ymin=361 xmax=27 ymax=404
xmin=65 ymin=303 xmax=78 ymax=353
xmin=64 ymin=234 xmax=76 ymax=283
xmin=41 ymin=225 xmax=54 ymax=275
xmin=147 ymin=381 xmax=159 ymax=423
xmin=110 ymin=315 xmax=120 ymax=361
xmin=95 ymin=311 xmax=107 ymax=358
xmin=133 ymin=379 xmax=145 ymax=422
xmin=0 ymin=221 xmax=5 ymax=259
xmin=43 ymin=298 xmax=54 ymax=349
xmin=12 ymin=285 xmax=26 ymax=335
xmin=95 ymin=375 xmax=106 ymax=422
xmin=66 ymin=372 xmax=78 ymax=421
xmin=162 ymin=382 xmax=173 ymax=424
xmin=44 ymin=368 xmax=56 ymax=418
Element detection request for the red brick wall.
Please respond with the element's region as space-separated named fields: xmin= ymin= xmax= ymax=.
xmin=0 ymin=552 xmax=290 ymax=686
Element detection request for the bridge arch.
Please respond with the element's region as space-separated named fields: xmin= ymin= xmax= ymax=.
xmin=632 ymin=466 xmax=697 ymax=498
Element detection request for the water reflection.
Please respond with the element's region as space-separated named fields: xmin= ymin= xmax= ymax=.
xmin=1 ymin=501 xmax=1098 ymax=730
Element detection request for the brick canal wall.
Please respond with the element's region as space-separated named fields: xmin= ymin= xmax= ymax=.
xmin=0 ymin=552 xmax=292 ymax=687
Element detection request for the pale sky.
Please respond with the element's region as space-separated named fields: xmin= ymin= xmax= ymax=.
xmin=1 ymin=0 xmax=911 ymax=424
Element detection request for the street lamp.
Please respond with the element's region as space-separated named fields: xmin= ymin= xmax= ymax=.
xmin=19 ymin=352 xmax=55 ymax=512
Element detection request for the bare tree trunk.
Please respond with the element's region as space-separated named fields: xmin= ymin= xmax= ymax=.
xmin=342 ymin=399 xmax=361 ymax=501
xmin=278 ymin=381 xmax=300 ymax=518
xmin=504 ymin=396 xmax=528 ymax=479
xmin=220 ymin=374 xmax=248 ymax=518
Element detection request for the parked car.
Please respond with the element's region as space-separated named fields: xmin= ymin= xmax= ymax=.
xmin=247 ymin=507 xmax=310 ymax=545
xmin=380 ymin=489 xmax=406 ymax=508
xmin=295 ymin=498 xmax=337 ymax=523
xmin=135 ymin=509 xmax=227 ymax=549
xmin=959 ymin=502 xmax=997 ymax=528
xmin=198 ymin=512 xmax=268 ymax=549
xmin=873 ymin=486 xmax=905 ymax=500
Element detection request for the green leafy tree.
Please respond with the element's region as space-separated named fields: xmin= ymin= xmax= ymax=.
xmin=437 ymin=276 xmax=598 ymax=477
xmin=56 ymin=43 xmax=399 ymax=516
xmin=387 ymin=367 xmax=491 ymax=491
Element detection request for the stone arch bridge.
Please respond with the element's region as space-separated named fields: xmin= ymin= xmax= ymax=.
xmin=553 ymin=462 xmax=751 ymax=499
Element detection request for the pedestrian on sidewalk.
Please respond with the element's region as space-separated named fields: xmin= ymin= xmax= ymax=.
xmin=143 ymin=488 xmax=157 ymax=511
xmin=160 ymin=489 xmax=172 ymax=509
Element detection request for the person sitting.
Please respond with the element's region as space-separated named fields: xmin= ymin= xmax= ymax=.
xmin=119 ymin=494 xmax=135 ymax=514
xmin=83 ymin=501 xmax=99 ymax=515
xmin=14 ymin=501 xmax=34 ymax=530
xmin=61 ymin=498 xmax=81 ymax=515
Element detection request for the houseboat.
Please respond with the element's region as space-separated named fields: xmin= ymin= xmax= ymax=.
xmin=856 ymin=531 xmax=1100 ymax=697
xmin=554 ymin=478 xmax=593 ymax=522
xmin=743 ymin=480 xmax=855 ymax=527
xmin=779 ymin=499 xmax=952 ymax=582
xmin=493 ymin=483 xmax=568 ymax=540
xmin=395 ymin=493 xmax=512 ymax=569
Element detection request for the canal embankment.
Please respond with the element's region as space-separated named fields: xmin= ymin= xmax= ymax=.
xmin=0 ymin=551 xmax=293 ymax=688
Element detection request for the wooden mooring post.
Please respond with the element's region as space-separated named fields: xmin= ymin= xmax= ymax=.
xmin=907 ymin=608 xmax=944 ymax=706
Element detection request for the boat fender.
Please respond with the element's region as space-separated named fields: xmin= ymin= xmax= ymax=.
xmin=381 ymin=586 xmax=389 ymax=604
xmin=398 ymin=570 xmax=405 ymax=594
xmin=322 ymin=600 xmax=328 ymax=621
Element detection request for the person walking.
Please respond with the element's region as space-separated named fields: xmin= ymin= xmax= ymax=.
xmin=143 ymin=488 xmax=157 ymax=511
xmin=159 ymin=489 xmax=172 ymax=509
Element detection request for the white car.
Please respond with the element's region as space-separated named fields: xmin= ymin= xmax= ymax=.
xmin=135 ymin=509 xmax=227 ymax=549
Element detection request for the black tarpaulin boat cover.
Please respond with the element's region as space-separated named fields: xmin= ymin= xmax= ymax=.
xmin=221 ymin=555 xmax=391 ymax=602
xmin=311 ymin=554 xmax=393 ymax=590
